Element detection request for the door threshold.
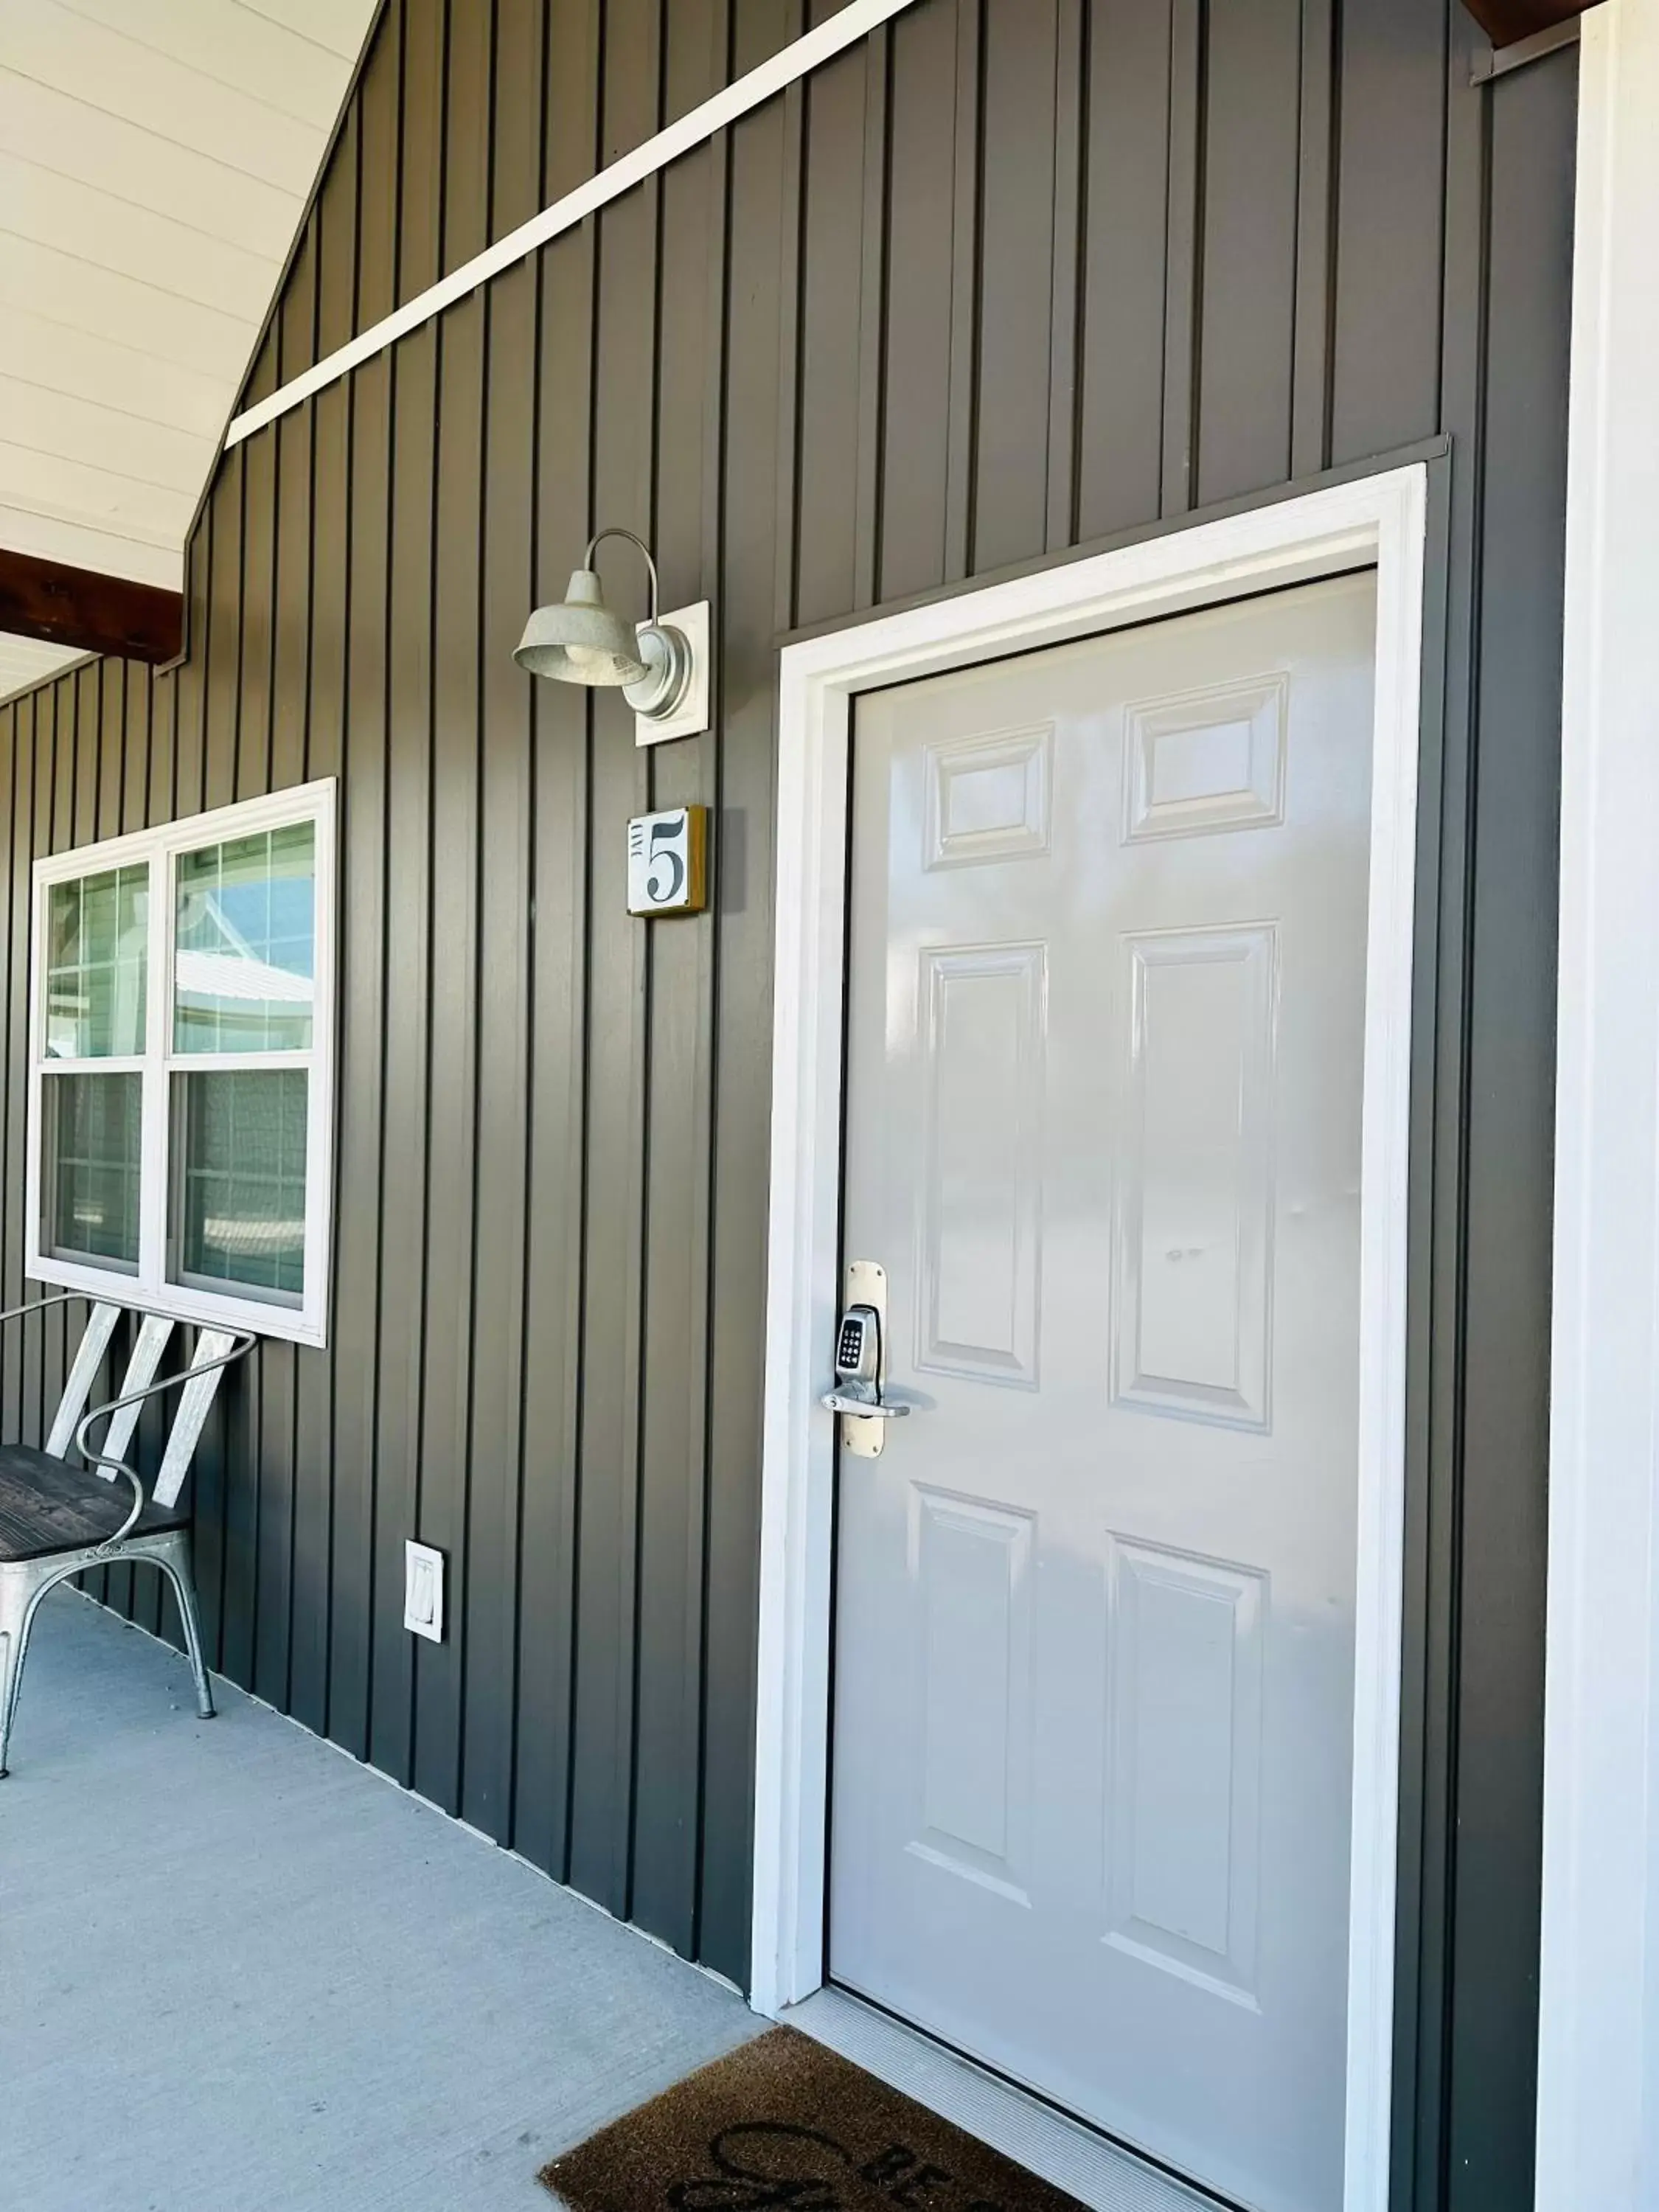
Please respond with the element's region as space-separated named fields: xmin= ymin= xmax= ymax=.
xmin=778 ymin=1986 xmax=1225 ymax=2212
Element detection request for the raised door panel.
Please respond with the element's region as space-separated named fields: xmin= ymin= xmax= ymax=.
xmin=908 ymin=1486 xmax=1034 ymax=1904
xmin=919 ymin=945 xmax=1046 ymax=1387
xmin=1123 ymin=673 xmax=1287 ymax=842
xmin=1113 ymin=925 xmax=1278 ymax=1429
xmin=1104 ymin=1534 xmax=1266 ymax=2008
xmin=924 ymin=724 xmax=1054 ymax=869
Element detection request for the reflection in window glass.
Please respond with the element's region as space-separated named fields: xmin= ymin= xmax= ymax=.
xmin=46 ymin=867 xmax=147 ymax=1058
xmin=45 ymin=1072 xmax=141 ymax=1269
xmin=174 ymin=1068 xmax=307 ymax=1303
xmin=173 ymin=821 xmax=315 ymax=1054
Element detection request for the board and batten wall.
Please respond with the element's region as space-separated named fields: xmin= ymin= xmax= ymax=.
xmin=0 ymin=4 xmax=1573 ymax=2202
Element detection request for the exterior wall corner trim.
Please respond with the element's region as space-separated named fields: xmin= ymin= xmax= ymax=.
xmin=1537 ymin=4 xmax=1659 ymax=2205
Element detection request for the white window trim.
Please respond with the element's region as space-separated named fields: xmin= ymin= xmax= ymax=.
xmin=751 ymin=463 xmax=1428 ymax=2212
xmin=1536 ymin=6 xmax=1659 ymax=2207
xmin=25 ymin=778 xmax=337 ymax=1350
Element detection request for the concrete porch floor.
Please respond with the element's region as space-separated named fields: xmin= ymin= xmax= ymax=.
xmin=0 ymin=1590 xmax=759 ymax=2212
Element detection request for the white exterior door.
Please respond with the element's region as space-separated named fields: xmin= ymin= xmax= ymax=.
xmin=829 ymin=573 xmax=1380 ymax=2212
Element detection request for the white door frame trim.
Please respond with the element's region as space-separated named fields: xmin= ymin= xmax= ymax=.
xmin=753 ymin=465 xmax=1428 ymax=2212
xmin=1535 ymin=7 xmax=1659 ymax=2205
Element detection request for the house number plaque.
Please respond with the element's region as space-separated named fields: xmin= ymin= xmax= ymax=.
xmin=627 ymin=804 xmax=709 ymax=917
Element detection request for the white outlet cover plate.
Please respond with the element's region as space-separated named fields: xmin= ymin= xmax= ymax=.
xmin=635 ymin=600 xmax=710 ymax=745
xmin=404 ymin=1540 xmax=445 ymax=1642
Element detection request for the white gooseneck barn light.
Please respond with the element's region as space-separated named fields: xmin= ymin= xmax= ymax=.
xmin=514 ymin=527 xmax=703 ymax=731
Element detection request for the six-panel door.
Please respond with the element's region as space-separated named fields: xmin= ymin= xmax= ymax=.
xmin=830 ymin=574 xmax=1379 ymax=2212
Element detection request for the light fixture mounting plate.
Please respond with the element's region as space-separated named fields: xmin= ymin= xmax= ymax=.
xmin=634 ymin=600 xmax=710 ymax=745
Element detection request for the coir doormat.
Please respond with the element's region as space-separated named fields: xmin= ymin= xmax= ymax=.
xmin=540 ymin=2025 xmax=1086 ymax=2212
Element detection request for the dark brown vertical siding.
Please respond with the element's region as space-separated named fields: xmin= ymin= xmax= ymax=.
xmin=227 ymin=338 xmax=276 ymax=1692
xmin=372 ymin=331 xmax=434 ymax=1791
xmin=86 ymin=664 xmax=128 ymax=1619
xmin=131 ymin=668 xmax=175 ymax=1645
xmin=1196 ymin=0 xmax=1301 ymax=505
xmin=697 ymin=0 xmax=795 ymax=1979
xmin=257 ymin=234 xmax=315 ymax=1716
xmin=459 ymin=0 xmax=542 ymax=1850
xmin=511 ymin=0 xmax=599 ymax=1875
xmin=291 ymin=131 xmax=357 ymax=1742
xmin=1289 ymin=0 xmax=1338 ymax=479
xmin=1444 ymin=49 xmax=1574 ymax=2212
xmin=1158 ymin=0 xmax=1203 ymax=517
xmin=4 ymin=4 xmax=1573 ymax=2193
xmin=875 ymin=1 xmax=956 ymax=603
xmin=328 ymin=0 xmax=400 ymax=1771
xmin=972 ymin=0 xmax=1058 ymax=575
xmin=630 ymin=0 xmax=723 ymax=1959
xmin=794 ymin=35 xmax=869 ymax=631
xmin=568 ymin=0 xmax=661 ymax=1907
xmin=1330 ymin=0 xmax=1448 ymax=465
xmin=1075 ymin=0 xmax=1170 ymax=542
xmin=417 ymin=299 xmax=484 ymax=1814
xmin=97 ymin=666 xmax=145 ymax=1627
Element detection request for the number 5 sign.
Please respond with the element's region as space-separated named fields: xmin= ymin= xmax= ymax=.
xmin=627 ymin=805 xmax=709 ymax=917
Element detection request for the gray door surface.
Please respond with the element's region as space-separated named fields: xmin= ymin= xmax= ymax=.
xmin=830 ymin=574 xmax=1380 ymax=2212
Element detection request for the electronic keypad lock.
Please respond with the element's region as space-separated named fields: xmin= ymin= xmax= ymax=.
xmin=820 ymin=1259 xmax=911 ymax=1458
xmin=835 ymin=1305 xmax=881 ymax=1391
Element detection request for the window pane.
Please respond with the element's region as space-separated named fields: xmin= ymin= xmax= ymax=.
xmin=173 ymin=1068 xmax=307 ymax=1303
xmin=44 ymin=1072 xmax=141 ymax=1270
xmin=174 ymin=820 xmax=315 ymax=1053
xmin=46 ymin=866 xmax=148 ymax=1057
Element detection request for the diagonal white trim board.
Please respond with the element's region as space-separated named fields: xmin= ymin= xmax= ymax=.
xmin=1535 ymin=5 xmax=1659 ymax=2207
xmin=225 ymin=0 xmax=925 ymax=449
xmin=751 ymin=465 xmax=1428 ymax=2212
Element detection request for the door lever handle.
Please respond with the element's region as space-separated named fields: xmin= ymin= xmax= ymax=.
xmin=820 ymin=1390 xmax=912 ymax=1420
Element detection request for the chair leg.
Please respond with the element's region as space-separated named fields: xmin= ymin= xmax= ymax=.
xmin=0 ymin=1565 xmax=46 ymax=1779
xmin=153 ymin=1538 xmax=214 ymax=1722
xmin=0 ymin=1573 xmax=19 ymax=1779
xmin=0 ymin=1543 xmax=216 ymax=1776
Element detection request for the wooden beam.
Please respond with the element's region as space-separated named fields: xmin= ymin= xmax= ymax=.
xmin=1463 ymin=0 xmax=1591 ymax=49
xmin=0 ymin=549 xmax=183 ymax=665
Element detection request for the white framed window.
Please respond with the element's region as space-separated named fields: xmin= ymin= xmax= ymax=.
xmin=26 ymin=779 xmax=336 ymax=1349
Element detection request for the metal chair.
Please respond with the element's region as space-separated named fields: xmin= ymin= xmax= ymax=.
xmin=0 ymin=1293 xmax=255 ymax=1777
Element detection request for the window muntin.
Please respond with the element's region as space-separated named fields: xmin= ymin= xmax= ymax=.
xmin=27 ymin=782 xmax=335 ymax=1347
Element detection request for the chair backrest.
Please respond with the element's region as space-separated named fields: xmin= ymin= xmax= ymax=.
xmin=44 ymin=1303 xmax=240 ymax=1509
xmin=151 ymin=1330 xmax=239 ymax=1510
xmin=44 ymin=1301 xmax=128 ymax=1459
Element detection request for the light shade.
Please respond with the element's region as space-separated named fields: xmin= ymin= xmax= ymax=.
xmin=513 ymin=567 xmax=649 ymax=686
xmin=514 ymin=527 xmax=700 ymax=730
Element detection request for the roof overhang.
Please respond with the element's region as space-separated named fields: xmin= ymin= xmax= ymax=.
xmin=0 ymin=549 xmax=183 ymax=666
xmin=1463 ymin=0 xmax=1593 ymax=49
xmin=0 ymin=0 xmax=380 ymax=701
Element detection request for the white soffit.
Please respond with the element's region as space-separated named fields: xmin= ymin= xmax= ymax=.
xmin=0 ymin=0 xmax=380 ymax=701
xmin=0 ymin=630 xmax=91 ymax=699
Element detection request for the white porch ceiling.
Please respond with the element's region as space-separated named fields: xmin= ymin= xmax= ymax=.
xmin=0 ymin=0 xmax=380 ymax=700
